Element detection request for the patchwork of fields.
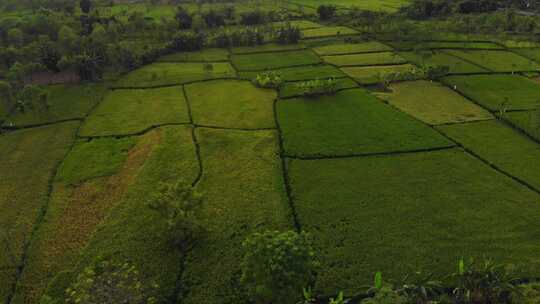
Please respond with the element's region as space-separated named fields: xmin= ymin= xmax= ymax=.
xmin=1 ymin=18 xmax=540 ymax=304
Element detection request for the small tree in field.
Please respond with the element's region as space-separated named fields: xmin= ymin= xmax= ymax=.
xmin=317 ymin=5 xmax=336 ymax=20
xmin=241 ymin=230 xmax=319 ymax=304
xmin=147 ymin=181 xmax=204 ymax=247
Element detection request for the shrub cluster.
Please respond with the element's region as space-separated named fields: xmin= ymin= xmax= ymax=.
xmin=252 ymin=71 xmax=283 ymax=89
xmin=296 ymin=78 xmax=339 ymax=97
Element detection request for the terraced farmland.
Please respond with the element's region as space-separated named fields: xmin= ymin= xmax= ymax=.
xmin=2 ymin=12 xmax=540 ymax=304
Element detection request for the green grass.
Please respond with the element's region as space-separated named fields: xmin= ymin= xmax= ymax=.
xmin=441 ymin=75 xmax=540 ymax=111
xmin=114 ymin=62 xmax=236 ymax=88
xmin=231 ymin=43 xmax=306 ymax=54
xmin=323 ymin=52 xmax=406 ymax=67
xmin=341 ymin=64 xmax=419 ymax=84
xmin=389 ymin=41 xmax=502 ymax=51
xmin=271 ymin=20 xmax=323 ymax=29
xmin=276 ymin=89 xmax=453 ymax=157
xmin=157 ymin=48 xmax=230 ymax=62
xmin=313 ymin=41 xmax=392 ymax=55
xmin=287 ymin=0 xmax=409 ymax=12
xmin=231 ymin=50 xmax=320 ymax=71
xmin=513 ymin=48 xmax=540 ymax=63
xmin=79 ymin=86 xmax=190 ymax=136
xmin=288 ymin=148 xmax=540 ymax=295
xmin=444 ymin=50 xmax=540 ymax=72
xmin=437 ymin=120 xmax=540 ymax=190
xmin=56 ymin=137 xmax=137 ymax=184
xmin=0 ymin=97 xmax=8 ymax=121
xmin=302 ymin=26 xmax=359 ymax=39
xmin=185 ymin=80 xmax=277 ymax=129
xmin=42 ymin=125 xmax=199 ymax=303
xmin=12 ymin=132 xmax=151 ymax=304
xmin=503 ymin=110 xmax=540 ymax=142
xmin=0 ymin=122 xmax=78 ymax=302
xmin=239 ymin=64 xmax=346 ymax=81
xmin=279 ymin=78 xmax=358 ymax=98
xmin=3 ymin=84 xmax=106 ymax=127
xmin=399 ymin=51 xmax=488 ymax=74
xmin=375 ymin=81 xmax=493 ymax=125
xmin=182 ymin=128 xmax=292 ymax=304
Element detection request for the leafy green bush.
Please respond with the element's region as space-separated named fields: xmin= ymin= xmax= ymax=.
xmin=276 ymin=24 xmax=302 ymax=45
xmin=241 ymin=230 xmax=319 ymax=304
xmin=147 ymin=181 xmax=204 ymax=247
xmin=451 ymin=258 xmax=521 ymax=304
xmin=295 ymin=78 xmax=338 ymax=97
xmin=65 ymin=259 xmax=158 ymax=304
xmin=317 ymin=5 xmax=336 ymax=20
xmin=252 ymin=71 xmax=283 ymax=89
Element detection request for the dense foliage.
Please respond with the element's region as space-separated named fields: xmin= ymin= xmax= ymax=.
xmin=241 ymin=230 xmax=319 ymax=304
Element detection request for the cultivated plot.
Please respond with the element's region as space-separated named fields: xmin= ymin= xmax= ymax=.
xmin=444 ymin=50 xmax=540 ymax=72
xmin=389 ymin=41 xmax=502 ymax=51
xmin=277 ymin=89 xmax=453 ymax=157
xmin=279 ymin=78 xmax=358 ymax=99
xmin=288 ymin=148 xmax=540 ymax=295
xmin=376 ymin=80 xmax=493 ymax=125
xmin=437 ymin=120 xmax=540 ymax=190
xmin=287 ymin=0 xmax=409 ymax=12
xmin=271 ymin=20 xmax=323 ymax=29
xmin=0 ymin=122 xmax=78 ymax=302
xmin=157 ymin=48 xmax=230 ymax=62
xmin=322 ymin=52 xmax=406 ymax=67
xmin=313 ymin=41 xmax=392 ymax=55
xmin=114 ymin=62 xmax=236 ymax=88
xmin=3 ymin=84 xmax=106 ymax=127
xmin=513 ymin=48 xmax=540 ymax=63
xmin=185 ymin=80 xmax=276 ymax=129
xmin=503 ymin=110 xmax=540 ymax=142
xmin=39 ymin=126 xmax=199 ymax=303
xmin=239 ymin=64 xmax=346 ymax=81
xmin=231 ymin=43 xmax=306 ymax=54
xmin=302 ymin=26 xmax=359 ymax=39
xmin=79 ymin=86 xmax=190 ymax=136
xmin=231 ymin=49 xmax=320 ymax=71
xmin=399 ymin=51 xmax=488 ymax=74
xmin=12 ymin=135 xmax=145 ymax=303
xmin=182 ymin=128 xmax=292 ymax=304
xmin=441 ymin=75 xmax=540 ymax=111
xmin=341 ymin=64 xmax=418 ymax=84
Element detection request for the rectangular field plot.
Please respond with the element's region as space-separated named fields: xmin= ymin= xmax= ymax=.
xmin=437 ymin=120 xmax=540 ymax=190
xmin=231 ymin=43 xmax=306 ymax=54
xmin=341 ymin=64 xmax=419 ymax=84
xmin=12 ymin=129 xmax=172 ymax=303
xmin=114 ymin=62 xmax=236 ymax=88
xmin=376 ymin=81 xmax=493 ymax=125
xmin=231 ymin=49 xmax=320 ymax=71
xmin=444 ymin=50 xmax=540 ymax=72
xmin=185 ymin=80 xmax=276 ymax=129
xmin=313 ymin=41 xmax=392 ymax=55
xmin=513 ymin=48 xmax=540 ymax=63
xmin=35 ymin=126 xmax=201 ymax=303
xmin=277 ymin=89 xmax=453 ymax=157
xmin=287 ymin=0 xmax=409 ymax=12
xmin=0 ymin=122 xmax=78 ymax=299
xmin=504 ymin=111 xmax=540 ymax=142
xmin=79 ymin=87 xmax=189 ymax=137
xmin=271 ymin=20 xmax=323 ymax=29
xmin=302 ymin=26 xmax=359 ymax=39
xmin=279 ymin=78 xmax=358 ymax=99
xmin=157 ymin=48 xmax=229 ymax=62
xmin=288 ymin=148 xmax=540 ymax=295
xmin=239 ymin=64 xmax=346 ymax=81
xmin=3 ymin=84 xmax=106 ymax=127
xmin=441 ymin=75 xmax=540 ymax=111
xmin=399 ymin=51 xmax=488 ymax=74
xmin=182 ymin=128 xmax=292 ymax=304
xmin=389 ymin=41 xmax=502 ymax=51
xmin=323 ymin=52 xmax=406 ymax=67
